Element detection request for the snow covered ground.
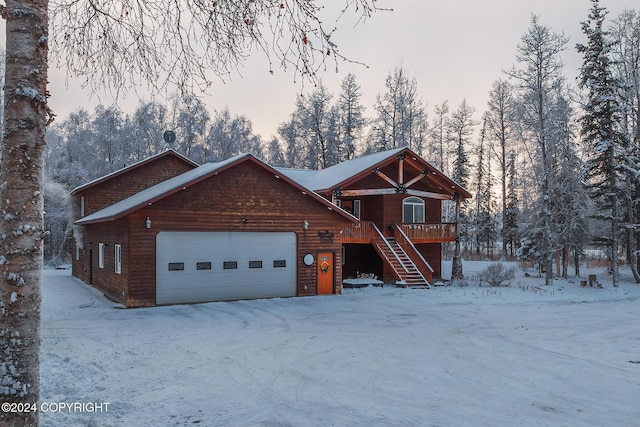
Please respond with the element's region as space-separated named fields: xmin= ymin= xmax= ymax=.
xmin=41 ymin=262 xmax=640 ymax=426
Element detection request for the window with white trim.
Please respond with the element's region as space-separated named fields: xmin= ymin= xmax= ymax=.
xmin=353 ymin=200 xmax=361 ymax=219
xmin=115 ymin=244 xmax=122 ymax=274
xmin=403 ymin=197 xmax=425 ymax=224
xmin=98 ymin=243 xmax=105 ymax=268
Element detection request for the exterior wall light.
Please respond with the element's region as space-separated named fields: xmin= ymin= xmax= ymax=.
xmin=146 ymin=217 xmax=152 ymax=229
xmin=303 ymin=220 xmax=309 ymax=230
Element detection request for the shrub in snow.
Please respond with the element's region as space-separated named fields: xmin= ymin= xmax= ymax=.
xmin=480 ymin=263 xmax=516 ymax=287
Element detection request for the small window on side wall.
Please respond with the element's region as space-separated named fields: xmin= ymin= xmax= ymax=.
xmin=115 ymin=244 xmax=122 ymax=274
xmin=98 ymin=243 xmax=105 ymax=269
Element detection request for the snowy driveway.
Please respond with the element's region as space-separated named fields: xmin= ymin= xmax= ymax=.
xmin=41 ymin=269 xmax=640 ymax=426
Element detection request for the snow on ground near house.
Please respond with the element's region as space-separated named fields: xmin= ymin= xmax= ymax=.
xmin=41 ymin=262 xmax=640 ymax=427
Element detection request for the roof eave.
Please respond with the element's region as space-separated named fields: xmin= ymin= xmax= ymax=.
xmin=69 ymin=149 xmax=198 ymax=196
xmin=317 ymin=147 xmax=473 ymax=200
xmin=76 ymin=153 xmax=358 ymax=225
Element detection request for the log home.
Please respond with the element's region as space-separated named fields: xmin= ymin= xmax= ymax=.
xmin=277 ymin=147 xmax=472 ymax=285
xmin=71 ymin=152 xmax=356 ymax=307
xmin=70 ymin=147 xmax=470 ymax=307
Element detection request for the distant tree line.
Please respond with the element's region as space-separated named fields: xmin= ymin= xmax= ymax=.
xmin=44 ymin=2 xmax=640 ymax=288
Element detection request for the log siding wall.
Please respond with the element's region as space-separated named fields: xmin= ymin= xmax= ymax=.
xmin=79 ymin=156 xmax=196 ymax=216
xmin=72 ymin=220 xmax=130 ymax=305
xmin=77 ymin=160 xmax=350 ymax=307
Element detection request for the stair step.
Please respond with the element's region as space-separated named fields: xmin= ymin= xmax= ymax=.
xmin=376 ymin=235 xmax=430 ymax=285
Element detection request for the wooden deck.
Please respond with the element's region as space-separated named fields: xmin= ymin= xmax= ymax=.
xmin=340 ymin=221 xmax=457 ymax=244
xmin=399 ymin=223 xmax=457 ymax=243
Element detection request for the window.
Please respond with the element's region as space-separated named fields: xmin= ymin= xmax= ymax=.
xmin=98 ymin=243 xmax=105 ymax=268
xmin=403 ymin=197 xmax=425 ymax=224
xmin=168 ymin=262 xmax=185 ymax=271
xmin=197 ymin=262 xmax=212 ymax=270
xmin=273 ymin=260 xmax=287 ymax=268
xmin=340 ymin=200 xmax=361 ymax=219
xmin=223 ymin=261 xmax=238 ymax=270
xmin=76 ymin=244 xmax=80 ymax=261
xmin=249 ymin=260 xmax=263 ymax=269
xmin=115 ymin=245 xmax=122 ymax=274
xmin=80 ymin=196 xmax=85 ymax=217
xmin=353 ymin=200 xmax=361 ymax=219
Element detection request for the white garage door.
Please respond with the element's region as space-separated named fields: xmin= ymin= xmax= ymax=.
xmin=156 ymin=231 xmax=297 ymax=304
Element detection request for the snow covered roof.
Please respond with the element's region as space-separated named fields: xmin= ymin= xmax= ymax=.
xmin=273 ymin=168 xmax=320 ymax=187
xmin=76 ymin=153 xmax=357 ymax=225
xmin=276 ymin=147 xmax=406 ymax=191
xmin=70 ymin=149 xmax=198 ymax=196
xmin=276 ymin=146 xmax=472 ymax=199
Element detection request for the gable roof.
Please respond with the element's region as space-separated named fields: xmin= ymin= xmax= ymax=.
xmin=70 ymin=149 xmax=199 ymax=196
xmin=76 ymin=153 xmax=357 ymax=225
xmin=276 ymin=147 xmax=406 ymax=192
xmin=276 ymin=147 xmax=472 ymax=199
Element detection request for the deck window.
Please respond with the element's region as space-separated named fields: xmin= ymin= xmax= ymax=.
xmin=353 ymin=200 xmax=361 ymax=219
xmin=340 ymin=199 xmax=361 ymax=219
xmin=403 ymin=197 xmax=425 ymax=224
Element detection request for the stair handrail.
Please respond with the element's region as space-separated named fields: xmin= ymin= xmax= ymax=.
xmin=371 ymin=223 xmax=409 ymax=274
xmin=393 ymin=224 xmax=434 ymax=273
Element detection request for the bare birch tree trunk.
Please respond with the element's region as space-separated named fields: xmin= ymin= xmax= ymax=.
xmin=0 ymin=1 xmax=50 ymax=425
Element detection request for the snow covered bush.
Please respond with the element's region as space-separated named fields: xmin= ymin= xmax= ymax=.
xmin=480 ymin=263 xmax=516 ymax=287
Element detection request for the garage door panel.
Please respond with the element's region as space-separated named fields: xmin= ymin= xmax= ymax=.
xmin=156 ymin=231 xmax=296 ymax=304
xmin=158 ymin=281 xmax=294 ymax=304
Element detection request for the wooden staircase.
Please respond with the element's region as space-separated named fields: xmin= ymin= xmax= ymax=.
xmin=372 ymin=230 xmax=430 ymax=287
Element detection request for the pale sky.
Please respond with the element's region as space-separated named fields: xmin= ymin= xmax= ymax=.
xmin=14 ymin=0 xmax=640 ymax=140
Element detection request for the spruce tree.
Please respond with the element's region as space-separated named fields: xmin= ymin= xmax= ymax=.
xmin=577 ymin=0 xmax=628 ymax=286
xmin=504 ymin=151 xmax=520 ymax=257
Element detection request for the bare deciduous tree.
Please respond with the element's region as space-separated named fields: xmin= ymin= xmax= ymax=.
xmin=336 ymin=73 xmax=366 ymax=159
xmin=506 ymin=15 xmax=568 ymax=285
xmin=50 ymin=0 xmax=381 ymax=96
xmin=485 ymin=79 xmax=516 ymax=260
xmin=369 ymin=66 xmax=427 ymax=153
